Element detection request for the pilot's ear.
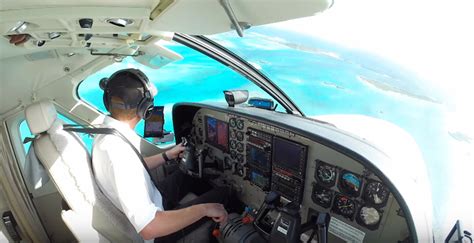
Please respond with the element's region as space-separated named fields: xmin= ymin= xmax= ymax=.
xmin=99 ymin=78 xmax=109 ymax=90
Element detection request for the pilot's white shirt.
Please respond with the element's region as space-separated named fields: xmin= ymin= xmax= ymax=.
xmin=92 ymin=116 xmax=164 ymax=237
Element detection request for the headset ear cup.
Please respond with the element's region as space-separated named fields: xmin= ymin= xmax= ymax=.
xmin=103 ymin=90 xmax=110 ymax=112
xmin=137 ymin=97 xmax=154 ymax=119
xmin=99 ymin=78 xmax=109 ymax=90
xmin=101 ymin=78 xmax=111 ymax=112
xmin=143 ymin=103 xmax=153 ymax=120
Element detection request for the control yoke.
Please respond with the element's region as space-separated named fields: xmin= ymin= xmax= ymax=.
xmin=179 ymin=137 xmax=205 ymax=178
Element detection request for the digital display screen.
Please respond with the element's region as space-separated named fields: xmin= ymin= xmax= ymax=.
xmin=248 ymin=145 xmax=269 ymax=169
xmin=249 ymin=170 xmax=269 ymax=189
xmin=206 ymin=116 xmax=228 ymax=151
xmin=272 ymin=136 xmax=307 ymax=175
xmin=144 ymin=106 xmax=164 ymax=137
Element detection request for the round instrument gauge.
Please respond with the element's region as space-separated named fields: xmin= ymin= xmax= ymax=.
xmin=339 ymin=171 xmax=362 ymax=196
xmin=229 ymin=118 xmax=237 ymax=128
xmin=230 ymin=150 xmax=237 ymax=160
xmin=312 ymin=184 xmax=334 ymax=208
xmin=236 ymin=142 xmax=244 ymax=152
xmin=357 ymin=206 xmax=381 ymax=229
xmin=333 ymin=194 xmax=356 ymax=219
xmin=230 ymin=130 xmax=236 ymax=140
xmin=316 ymin=163 xmax=336 ymax=186
xmin=363 ymin=181 xmax=390 ymax=207
xmin=236 ymin=131 xmax=244 ymax=141
xmin=230 ymin=140 xmax=237 ymax=149
xmin=236 ymin=119 xmax=244 ymax=130
xmin=236 ymin=153 xmax=244 ymax=164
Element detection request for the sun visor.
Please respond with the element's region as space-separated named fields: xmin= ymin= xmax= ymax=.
xmin=133 ymin=42 xmax=183 ymax=69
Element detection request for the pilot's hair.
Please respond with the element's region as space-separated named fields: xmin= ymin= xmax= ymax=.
xmin=109 ymin=96 xmax=138 ymax=120
xmin=106 ymin=74 xmax=145 ymax=120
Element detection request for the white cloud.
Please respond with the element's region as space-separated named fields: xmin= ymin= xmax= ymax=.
xmin=269 ymin=1 xmax=474 ymax=236
xmin=241 ymin=38 xmax=288 ymax=51
xmin=271 ymin=0 xmax=474 ymax=110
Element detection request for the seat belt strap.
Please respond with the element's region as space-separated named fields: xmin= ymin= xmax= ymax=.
xmin=63 ymin=125 xmax=153 ymax=177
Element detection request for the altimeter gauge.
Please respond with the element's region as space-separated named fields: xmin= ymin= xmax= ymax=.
xmin=363 ymin=181 xmax=390 ymax=207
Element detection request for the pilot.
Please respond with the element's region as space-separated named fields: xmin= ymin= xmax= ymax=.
xmin=93 ymin=68 xmax=229 ymax=242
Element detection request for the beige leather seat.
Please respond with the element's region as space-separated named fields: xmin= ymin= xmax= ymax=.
xmin=25 ymin=100 xmax=143 ymax=242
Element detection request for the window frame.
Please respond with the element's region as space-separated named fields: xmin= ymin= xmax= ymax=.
xmin=76 ymin=34 xmax=300 ymax=116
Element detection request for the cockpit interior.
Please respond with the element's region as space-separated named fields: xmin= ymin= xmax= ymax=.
xmin=2 ymin=0 xmax=471 ymax=242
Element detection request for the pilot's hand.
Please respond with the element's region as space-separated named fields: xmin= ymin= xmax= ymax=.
xmin=167 ymin=143 xmax=186 ymax=160
xmin=202 ymin=203 xmax=228 ymax=223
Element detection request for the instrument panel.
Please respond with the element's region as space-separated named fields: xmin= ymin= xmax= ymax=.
xmin=187 ymin=107 xmax=410 ymax=242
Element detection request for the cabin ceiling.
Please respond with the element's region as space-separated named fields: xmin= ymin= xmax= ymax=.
xmin=1 ymin=0 xmax=333 ymax=59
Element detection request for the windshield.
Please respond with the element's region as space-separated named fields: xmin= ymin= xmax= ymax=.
xmin=208 ymin=3 xmax=473 ymax=241
xmin=78 ymin=42 xmax=283 ymax=141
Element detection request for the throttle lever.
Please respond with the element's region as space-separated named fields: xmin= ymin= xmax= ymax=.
xmin=181 ymin=137 xmax=188 ymax=146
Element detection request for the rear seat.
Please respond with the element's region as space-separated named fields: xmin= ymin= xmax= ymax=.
xmin=25 ymin=100 xmax=143 ymax=242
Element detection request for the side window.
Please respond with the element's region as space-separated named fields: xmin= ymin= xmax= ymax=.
xmin=77 ymin=41 xmax=282 ymax=139
xmin=19 ymin=119 xmax=33 ymax=153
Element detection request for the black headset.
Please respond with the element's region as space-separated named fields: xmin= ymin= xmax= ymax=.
xmin=100 ymin=68 xmax=155 ymax=119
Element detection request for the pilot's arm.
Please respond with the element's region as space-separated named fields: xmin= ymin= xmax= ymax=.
xmin=140 ymin=203 xmax=228 ymax=240
xmin=144 ymin=143 xmax=186 ymax=169
xmin=105 ymin=140 xmax=228 ymax=240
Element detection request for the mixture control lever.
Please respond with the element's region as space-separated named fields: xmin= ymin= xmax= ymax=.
xmin=181 ymin=136 xmax=188 ymax=146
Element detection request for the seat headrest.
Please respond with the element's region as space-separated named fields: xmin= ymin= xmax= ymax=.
xmin=25 ymin=100 xmax=57 ymax=134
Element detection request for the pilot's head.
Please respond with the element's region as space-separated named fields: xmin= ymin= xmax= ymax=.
xmin=100 ymin=68 xmax=158 ymax=122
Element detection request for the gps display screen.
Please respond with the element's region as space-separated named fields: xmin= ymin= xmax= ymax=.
xmin=144 ymin=106 xmax=164 ymax=138
xmin=205 ymin=116 xmax=229 ymax=151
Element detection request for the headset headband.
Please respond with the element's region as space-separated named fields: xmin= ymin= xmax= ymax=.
xmin=100 ymin=68 xmax=157 ymax=119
